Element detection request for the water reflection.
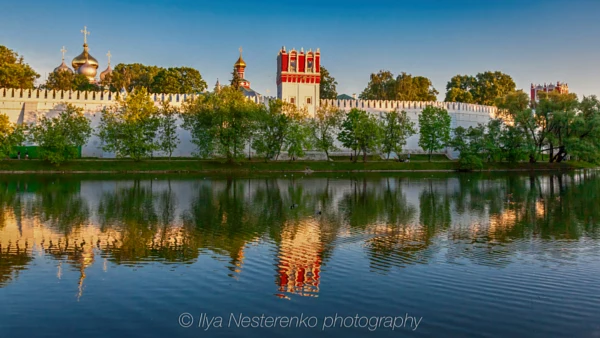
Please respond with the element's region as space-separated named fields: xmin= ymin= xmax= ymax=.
xmin=1 ymin=172 xmax=600 ymax=299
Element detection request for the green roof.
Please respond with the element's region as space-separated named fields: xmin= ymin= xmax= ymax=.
xmin=336 ymin=94 xmax=355 ymax=100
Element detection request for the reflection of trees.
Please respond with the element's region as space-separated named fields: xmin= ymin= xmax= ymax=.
xmin=0 ymin=244 xmax=33 ymax=287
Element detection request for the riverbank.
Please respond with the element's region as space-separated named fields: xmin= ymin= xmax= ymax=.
xmin=0 ymin=159 xmax=593 ymax=174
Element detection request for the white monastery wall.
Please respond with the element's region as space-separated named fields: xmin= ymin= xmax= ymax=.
xmin=278 ymin=82 xmax=320 ymax=116
xmin=0 ymin=88 xmax=497 ymax=159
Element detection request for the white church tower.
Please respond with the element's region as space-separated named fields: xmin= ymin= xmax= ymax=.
xmin=276 ymin=46 xmax=321 ymax=116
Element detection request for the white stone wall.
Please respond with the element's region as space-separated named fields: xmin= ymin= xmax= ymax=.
xmin=278 ymin=82 xmax=320 ymax=116
xmin=0 ymin=88 xmax=496 ymax=159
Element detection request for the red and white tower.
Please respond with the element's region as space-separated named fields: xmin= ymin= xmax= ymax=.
xmin=235 ymin=47 xmax=251 ymax=89
xmin=277 ymin=47 xmax=321 ymax=116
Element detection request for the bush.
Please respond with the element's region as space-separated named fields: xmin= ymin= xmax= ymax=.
xmin=458 ymin=154 xmax=483 ymax=171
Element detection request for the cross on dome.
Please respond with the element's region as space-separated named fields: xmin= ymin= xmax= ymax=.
xmin=106 ymin=51 xmax=112 ymax=65
xmin=60 ymin=46 xmax=67 ymax=61
xmin=81 ymin=26 xmax=90 ymax=44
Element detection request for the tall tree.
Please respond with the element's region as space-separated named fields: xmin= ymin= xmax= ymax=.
xmin=157 ymin=100 xmax=180 ymax=160
xmin=44 ymin=71 xmax=100 ymax=92
xmin=418 ymin=106 xmax=451 ymax=161
xmin=230 ymin=68 xmax=242 ymax=90
xmin=310 ymin=104 xmax=344 ymax=160
xmin=360 ymin=70 xmax=438 ymax=101
xmin=182 ymin=86 xmax=260 ymax=162
xmin=98 ymin=87 xmax=160 ymax=161
xmin=0 ymin=113 xmax=26 ymax=159
xmin=252 ymin=99 xmax=298 ymax=161
xmin=319 ymin=66 xmax=338 ymax=99
xmin=151 ymin=67 xmax=207 ymax=94
xmin=0 ymin=45 xmax=39 ymax=89
xmin=338 ymin=109 xmax=382 ymax=162
xmin=109 ymin=63 xmax=162 ymax=92
xmin=381 ymin=109 xmax=416 ymax=159
xmin=29 ymin=104 xmax=92 ymax=165
xmin=445 ymin=71 xmax=516 ymax=106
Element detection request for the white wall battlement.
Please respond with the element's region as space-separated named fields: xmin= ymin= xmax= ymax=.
xmin=0 ymin=88 xmax=495 ymax=159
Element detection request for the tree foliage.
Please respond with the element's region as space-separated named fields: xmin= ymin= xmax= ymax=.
xmin=359 ymin=70 xmax=438 ymax=101
xmin=230 ymin=68 xmax=242 ymax=90
xmin=29 ymin=104 xmax=92 ymax=165
xmin=181 ymin=86 xmax=260 ymax=162
xmin=381 ymin=110 xmax=416 ymax=159
xmin=0 ymin=113 xmax=26 ymax=159
xmin=151 ymin=67 xmax=207 ymax=94
xmin=319 ymin=66 xmax=338 ymax=99
xmin=310 ymin=104 xmax=344 ymax=160
xmin=252 ymin=100 xmax=298 ymax=161
xmin=98 ymin=87 xmax=160 ymax=161
xmin=44 ymin=71 xmax=100 ymax=92
xmin=157 ymin=100 xmax=180 ymax=159
xmin=338 ymin=109 xmax=382 ymax=162
xmin=444 ymin=71 xmax=516 ymax=106
xmin=0 ymin=45 xmax=40 ymax=89
xmin=418 ymin=106 xmax=451 ymax=161
xmin=109 ymin=63 xmax=161 ymax=92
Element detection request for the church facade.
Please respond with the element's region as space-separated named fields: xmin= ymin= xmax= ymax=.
xmin=0 ymin=40 xmax=497 ymax=159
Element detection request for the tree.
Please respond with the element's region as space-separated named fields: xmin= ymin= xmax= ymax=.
xmin=394 ymin=73 xmax=438 ymax=101
xmin=310 ymin=104 xmax=344 ymax=160
xmin=445 ymin=71 xmax=516 ymax=106
xmin=109 ymin=63 xmax=162 ymax=92
xmin=98 ymin=87 xmax=160 ymax=161
xmin=252 ymin=99 xmax=297 ymax=161
xmin=418 ymin=106 xmax=451 ymax=161
xmin=29 ymin=104 xmax=92 ymax=165
xmin=338 ymin=109 xmax=382 ymax=162
xmin=0 ymin=113 xmax=26 ymax=159
xmin=360 ymin=70 xmax=438 ymax=101
xmin=284 ymin=117 xmax=311 ymax=160
xmin=230 ymin=68 xmax=242 ymax=90
xmin=181 ymin=86 xmax=260 ymax=162
xmin=0 ymin=45 xmax=40 ymax=89
xmin=157 ymin=100 xmax=180 ymax=160
xmin=44 ymin=71 xmax=100 ymax=92
xmin=381 ymin=110 xmax=416 ymax=159
xmin=319 ymin=66 xmax=338 ymax=99
xmin=359 ymin=70 xmax=395 ymax=100
xmin=151 ymin=67 xmax=207 ymax=94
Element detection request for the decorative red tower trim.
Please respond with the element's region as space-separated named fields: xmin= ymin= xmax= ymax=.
xmin=276 ymin=47 xmax=321 ymax=86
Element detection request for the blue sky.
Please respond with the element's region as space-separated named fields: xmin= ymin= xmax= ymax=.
xmin=1 ymin=0 xmax=599 ymax=99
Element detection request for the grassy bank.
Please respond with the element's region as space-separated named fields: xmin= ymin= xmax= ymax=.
xmin=0 ymin=158 xmax=592 ymax=173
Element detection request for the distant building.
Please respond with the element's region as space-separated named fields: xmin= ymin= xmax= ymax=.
xmin=336 ymin=94 xmax=356 ymax=100
xmin=530 ymin=82 xmax=569 ymax=102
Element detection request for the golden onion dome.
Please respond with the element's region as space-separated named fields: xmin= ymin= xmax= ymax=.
xmin=72 ymin=44 xmax=99 ymax=71
xmin=100 ymin=65 xmax=112 ymax=82
xmin=54 ymin=61 xmax=73 ymax=73
xmin=77 ymin=59 xmax=97 ymax=81
xmin=234 ymin=55 xmax=246 ymax=68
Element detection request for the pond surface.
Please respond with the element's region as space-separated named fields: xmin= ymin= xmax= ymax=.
xmin=1 ymin=172 xmax=599 ymax=338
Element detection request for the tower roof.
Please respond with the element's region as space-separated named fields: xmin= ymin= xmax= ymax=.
xmin=234 ymin=47 xmax=246 ymax=68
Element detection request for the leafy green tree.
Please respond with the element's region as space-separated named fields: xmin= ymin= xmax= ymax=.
xmin=44 ymin=71 xmax=100 ymax=91
xmin=0 ymin=113 xmax=26 ymax=159
xmin=418 ymin=106 xmax=451 ymax=161
xmin=310 ymin=104 xmax=344 ymax=160
xmin=284 ymin=115 xmax=311 ymax=160
xmin=445 ymin=71 xmax=516 ymax=106
xmin=359 ymin=70 xmax=395 ymax=100
xmin=151 ymin=67 xmax=207 ymax=94
xmin=0 ymin=46 xmax=39 ymax=89
xmin=338 ymin=109 xmax=382 ymax=162
xmin=252 ymin=100 xmax=297 ymax=161
xmin=319 ymin=66 xmax=338 ymax=99
xmin=381 ymin=110 xmax=415 ymax=159
xmin=157 ymin=100 xmax=180 ymax=160
xmin=29 ymin=104 xmax=92 ymax=165
xmin=360 ymin=70 xmax=438 ymax=101
xmin=230 ymin=69 xmax=242 ymax=90
xmin=98 ymin=87 xmax=160 ymax=161
xmin=182 ymin=86 xmax=259 ymax=162
xmin=109 ymin=63 xmax=162 ymax=92
xmin=394 ymin=73 xmax=438 ymax=101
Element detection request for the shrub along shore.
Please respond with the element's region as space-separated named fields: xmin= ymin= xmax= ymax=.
xmin=0 ymin=158 xmax=592 ymax=174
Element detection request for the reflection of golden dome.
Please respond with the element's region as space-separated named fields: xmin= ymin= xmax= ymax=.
xmin=77 ymin=59 xmax=97 ymax=81
xmin=72 ymin=44 xmax=99 ymax=71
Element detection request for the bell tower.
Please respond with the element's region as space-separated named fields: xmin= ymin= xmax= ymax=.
xmin=276 ymin=47 xmax=321 ymax=116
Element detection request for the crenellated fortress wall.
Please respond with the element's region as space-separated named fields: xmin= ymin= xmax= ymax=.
xmin=0 ymin=88 xmax=497 ymax=159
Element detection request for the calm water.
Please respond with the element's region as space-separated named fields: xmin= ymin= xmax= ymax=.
xmin=1 ymin=172 xmax=600 ymax=338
